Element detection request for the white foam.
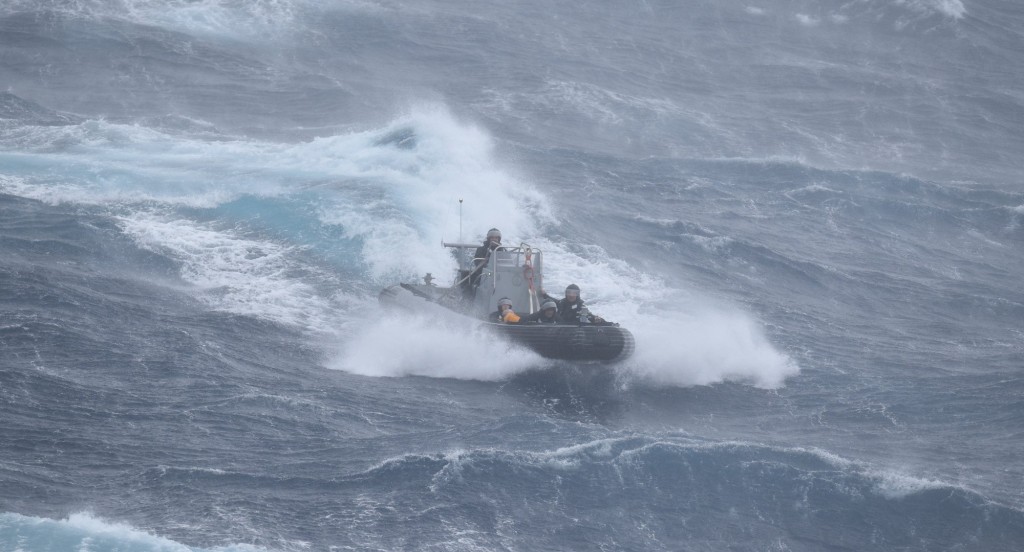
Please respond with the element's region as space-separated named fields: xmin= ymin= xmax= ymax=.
xmin=689 ymin=234 xmax=734 ymax=252
xmin=795 ymin=14 xmax=820 ymax=27
xmin=313 ymin=105 xmax=554 ymax=283
xmin=4 ymin=103 xmax=547 ymax=278
xmin=870 ymin=470 xmax=951 ymax=499
xmin=4 ymin=108 xmax=541 ymax=215
xmin=794 ymin=184 xmax=839 ymax=194
xmin=767 ymin=446 xmax=959 ymax=500
xmin=330 ymin=312 xmax=546 ymax=380
xmin=513 ymin=238 xmax=798 ymax=389
xmin=3 ymin=106 xmax=553 ymax=334
xmin=5 ymin=106 xmax=797 ymax=387
xmin=0 ymin=106 xmax=547 ymax=286
xmin=545 ymin=438 xmax=620 ymax=461
xmin=0 ymin=120 xmax=286 ymax=208
xmin=331 ymin=292 xmax=794 ymax=389
xmin=0 ymin=511 xmax=265 ymax=552
xmin=620 ymin=306 xmax=799 ymax=389
xmin=307 ymin=111 xmax=784 ymax=384
xmin=0 ymin=0 xmax=316 ymax=41
xmin=906 ymin=0 xmax=967 ymax=19
xmin=117 ymin=211 xmax=350 ymax=331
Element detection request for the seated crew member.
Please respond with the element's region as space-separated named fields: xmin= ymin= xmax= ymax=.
xmin=487 ymin=297 xmax=521 ymax=324
xmin=468 ymin=228 xmax=502 ymax=290
xmin=556 ymin=284 xmax=605 ymax=324
xmin=523 ymin=300 xmax=559 ymax=324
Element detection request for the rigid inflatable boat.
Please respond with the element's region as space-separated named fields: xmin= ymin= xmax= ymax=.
xmin=378 ymin=242 xmax=634 ymax=362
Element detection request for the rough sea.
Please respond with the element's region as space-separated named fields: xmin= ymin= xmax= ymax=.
xmin=2 ymin=1 xmax=1023 ymax=550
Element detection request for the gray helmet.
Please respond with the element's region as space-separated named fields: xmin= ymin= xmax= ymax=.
xmin=497 ymin=297 xmax=513 ymax=308
xmin=540 ymin=300 xmax=557 ymax=311
xmin=486 ymin=228 xmax=502 ymax=240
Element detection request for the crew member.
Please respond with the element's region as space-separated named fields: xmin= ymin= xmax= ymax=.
xmin=468 ymin=228 xmax=502 ymax=290
xmin=557 ymin=284 xmax=604 ymax=324
xmin=488 ymin=297 xmax=521 ymax=324
xmin=523 ymin=300 xmax=559 ymax=324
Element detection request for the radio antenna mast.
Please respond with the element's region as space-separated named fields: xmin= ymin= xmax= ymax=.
xmin=459 ymin=198 xmax=463 ymax=242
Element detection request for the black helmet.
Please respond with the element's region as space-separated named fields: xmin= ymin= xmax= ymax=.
xmin=565 ymin=284 xmax=580 ymax=296
xmin=486 ymin=228 xmax=502 ymax=240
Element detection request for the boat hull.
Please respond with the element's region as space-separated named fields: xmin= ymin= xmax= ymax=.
xmin=485 ymin=321 xmax=635 ymax=362
xmin=379 ymin=284 xmax=635 ymax=363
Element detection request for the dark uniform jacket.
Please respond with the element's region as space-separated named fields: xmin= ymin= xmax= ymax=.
xmin=557 ymin=298 xmax=590 ymax=324
xmin=473 ymin=244 xmax=493 ymax=264
xmin=469 ymin=242 xmax=498 ymax=289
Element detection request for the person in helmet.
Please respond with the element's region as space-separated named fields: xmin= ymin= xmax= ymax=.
xmin=475 ymin=228 xmax=502 ymax=259
xmin=524 ymin=299 xmax=559 ymax=324
xmin=469 ymin=228 xmax=502 ymax=290
xmin=556 ymin=284 xmax=604 ymax=324
xmin=487 ymin=297 xmax=521 ymax=324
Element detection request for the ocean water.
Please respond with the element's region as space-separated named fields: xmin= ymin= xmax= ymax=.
xmin=2 ymin=1 xmax=1023 ymax=550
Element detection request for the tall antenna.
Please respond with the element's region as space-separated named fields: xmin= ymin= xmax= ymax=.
xmin=459 ymin=198 xmax=463 ymax=242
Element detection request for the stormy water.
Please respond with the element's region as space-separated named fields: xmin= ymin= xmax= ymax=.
xmin=2 ymin=0 xmax=1023 ymax=550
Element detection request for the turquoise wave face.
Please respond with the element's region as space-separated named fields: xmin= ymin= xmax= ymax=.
xmin=0 ymin=512 xmax=264 ymax=552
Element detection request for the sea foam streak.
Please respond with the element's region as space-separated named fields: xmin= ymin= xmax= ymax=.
xmin=0 ymin=512 xmax=265 ymax=552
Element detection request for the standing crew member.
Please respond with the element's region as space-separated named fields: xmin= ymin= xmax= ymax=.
xmin=469 ymin=228 xmax=502 ymax=290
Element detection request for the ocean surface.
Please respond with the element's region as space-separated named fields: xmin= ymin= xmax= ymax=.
xmin=2 ymin=1 xmax=1023 ymax=550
